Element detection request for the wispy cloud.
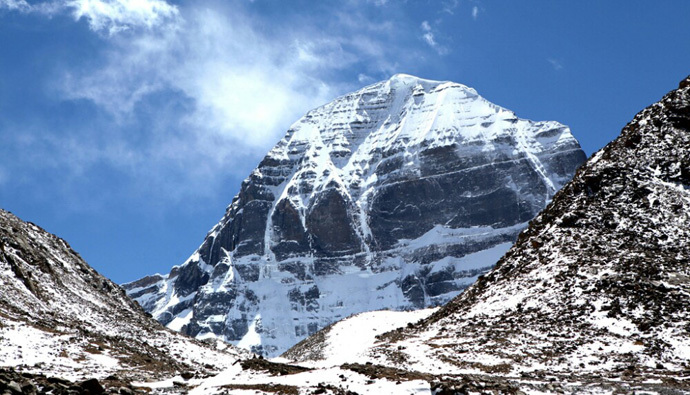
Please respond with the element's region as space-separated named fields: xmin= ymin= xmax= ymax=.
xmin=420 ymin=20 xmax=448 ymax=55
xmin=0 ymin=0 xmax=64 ymax=14
xmin=51 ymin=8 xmax=341 ymax=201
xmin=0 ymin=0 xmax=30 ymax=11
xmin=0 ymin=0 xmax=179 ymax=35
xmin=440 ymin=0 xmax=479 ymax=20
xmin=68 ymin=0 xmax=179 ymax=34
xmin=441 ymin=0 xmax=459 ymax=15
xmin=59 ymin=6 xmax=392 ymax=153
xmin=3 ymin=1 xmax=431 ymax=207
xmin=358 ymin=73 xmax=375 ymax=84
xmin=547 ymin=57 xmax=564 ymax=70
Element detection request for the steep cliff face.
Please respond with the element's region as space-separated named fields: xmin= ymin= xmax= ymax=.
xmin=0 ymin=209 xmax=245 ymax=384
xmin=352 ymin=76 xmax=690 ymax=381
xmin=124 ymin=74 xmax=585 ymax=356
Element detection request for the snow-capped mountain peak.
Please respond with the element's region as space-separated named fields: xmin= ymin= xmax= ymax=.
xmin=124 ymin=74 xmax=585 ymax=356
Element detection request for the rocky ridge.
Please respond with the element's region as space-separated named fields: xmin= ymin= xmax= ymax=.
xmin=0 ymin=209 xmax=246 ymax=389
xmin=124 ymin=74 xmax=585 ymax=356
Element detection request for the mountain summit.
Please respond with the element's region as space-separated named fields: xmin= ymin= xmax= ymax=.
xmin=124 ymin=74 xmax=585 ymax=356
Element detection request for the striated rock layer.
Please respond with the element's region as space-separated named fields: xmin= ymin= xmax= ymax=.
xmin=358 ymin=76 xmax=690 ymax=382
xmin=124 ymin=74 xmax=585 ymax=356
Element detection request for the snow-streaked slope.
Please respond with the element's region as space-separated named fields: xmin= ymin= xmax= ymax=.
xmin=125 ymin=73 xmax=585 ymax=357
xmin=0 ymin=209 xmax=247 ymax=384
xmin=282 ymin=308 xmax=437 ymax=366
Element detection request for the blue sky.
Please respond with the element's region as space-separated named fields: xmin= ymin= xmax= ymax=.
xmin=1 ymin=0 xmax=689 ymax=284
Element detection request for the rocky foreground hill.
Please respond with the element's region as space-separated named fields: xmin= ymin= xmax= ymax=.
xmin=0 ymin=209 xmax=247 ymax=393
xmin=124 ymin=74 xmax=585 ymax=357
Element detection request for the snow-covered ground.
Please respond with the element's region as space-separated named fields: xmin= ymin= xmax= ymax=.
xmin=185 ymin=364 xmax=433 ymax=395
xmin=138 ymin=308 xmax=440 ymax=394
xmin=283 ymin=308 xmax=437 ymax=366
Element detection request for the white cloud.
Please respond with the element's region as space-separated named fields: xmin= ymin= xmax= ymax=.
xmin=4 ymin=1 xmax=434 ymax=207
xmin=547 ymin=58 xmax=564 ymax=70
xmin=0 ymin=0 xmax=30 ymax=11
xmin=66 ymin=0 xmax=179 ymax=35
xmin=472 ymin=6 xmax=479 ymax=20
xmin=442 ymin=0 xmax=459 ymax=15
xmin=420 ymin=20 xmax=448 ymax=56
xmin=358 ymin=73 xmax=374 ymax=84
xmin=0 ymin=0 xmax=178 ymax=34
xmin=61 ymin=8 xmax=341 ymax=151
xmin=51 ymin=11 xmax=338 ymax=202
xmin=46 ymin=2 xmax=427 ymax=204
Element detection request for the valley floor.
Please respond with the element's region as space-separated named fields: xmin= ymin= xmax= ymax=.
xmin=131 ymin=308 xmax=690 ymax=394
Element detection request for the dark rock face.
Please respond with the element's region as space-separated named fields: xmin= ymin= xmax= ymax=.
xmin=271 ymin=199 xmax=310 ymax=261
xmin=368 ymin=159 xmax=544 ymax=249
xmin=306 ymin=188 xmax=362 ymax=255
xmin=174 ymin=261 xmax=210 ymax=297
xmin=371 ymin=76 xmax=690 ymax=380
xmin=124 ymin=74 xmax=585 ymax=356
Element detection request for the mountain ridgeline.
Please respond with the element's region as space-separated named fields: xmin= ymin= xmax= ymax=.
xmin=124 ymin=74 xmax=586 ymax=356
